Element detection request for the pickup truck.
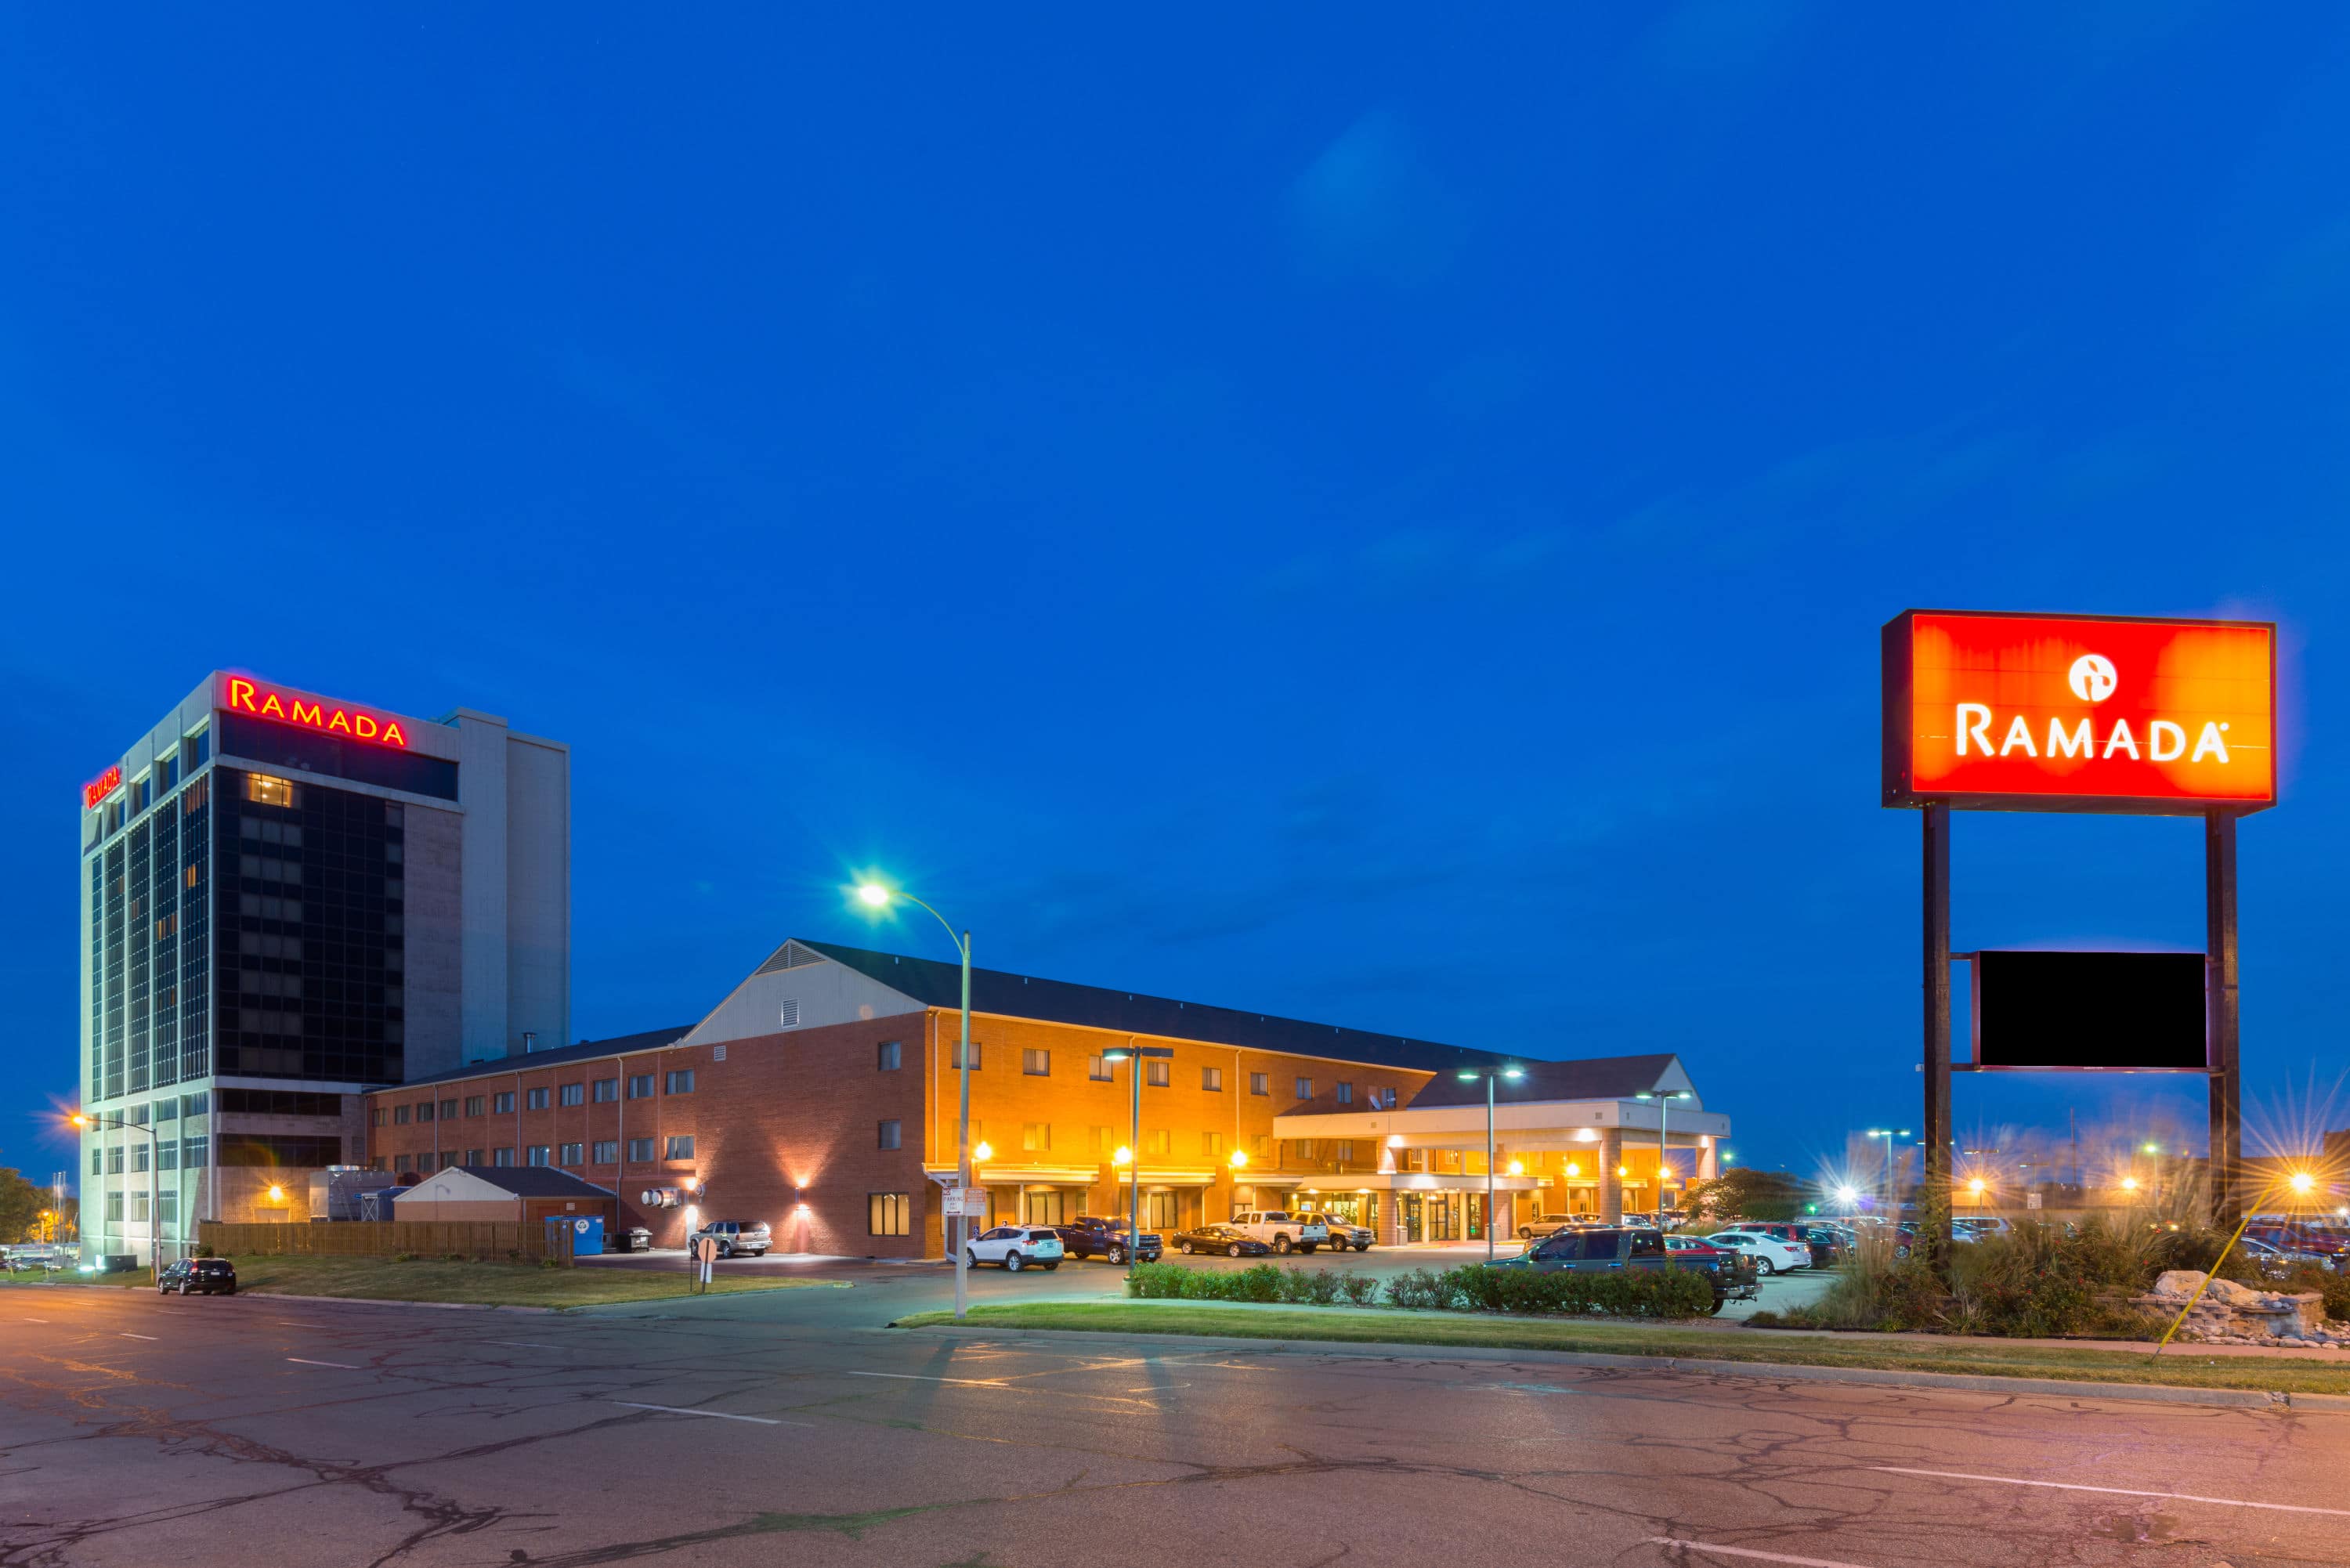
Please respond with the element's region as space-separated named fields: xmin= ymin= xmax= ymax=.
xmin=1231 ymin=1210 xmax=1328 ymax=1255
xmin=1491 ymin=1226 xmax=1759 ymax=1314
xmin=1053 ymin=1216 xmax=1162 ymax=1265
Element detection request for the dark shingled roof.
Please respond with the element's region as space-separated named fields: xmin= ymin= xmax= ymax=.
xmin=393 ymin=1025 xmax=696 ymax=1090
xmin=408 ymin=1166 xmax=616 ymax=1199
xmin=1399 ymin=1053 xmax=1683 ymax=1109
xmin=799 ymin=940 xmax=1520 ymax=1076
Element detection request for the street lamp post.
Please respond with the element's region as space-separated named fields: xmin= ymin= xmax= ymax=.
xmin=1104 ymin=1043 xmax=1174 ymax=1279
xmin=70 ymin=1111 xmax=161 ymax=1283
xmin=1455 ymin=1066 xmax=1524 ymax=1262
xmin=1865 ymin=1128 xmax=1911 ymax=1218
xmin=856 ymin=882 xmax=975 ymax=1321
xmin=1635 ymin=1090 xmax=1692 ymax=1222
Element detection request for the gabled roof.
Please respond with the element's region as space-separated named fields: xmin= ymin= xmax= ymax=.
xmin=393 ymin=1026 xmax=696 ymax=1090
xmin=796 ymin=939 xmax=1517 ymax=1076
xmin=1400 ymin=1053 xmax=1688 ymax=1110
xmin=401 ymin=1166 xmax=616 ymax=1200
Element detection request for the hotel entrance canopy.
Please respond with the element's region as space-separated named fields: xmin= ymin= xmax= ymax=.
xmin=1271 ymin=1052 xmax=1729 ymax=1154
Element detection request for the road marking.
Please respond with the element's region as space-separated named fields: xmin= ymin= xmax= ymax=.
xmin=846 ymin=1371 xmax=1010 ymax=1387
xmin=22 ymin=1317 xmax=51 ymax=1324
xmin=120 ymin=1332 xmax=157 ymax=1341
xmin=612 ymin=1401 xmax=805 ymax=1426
xmin=1128 ymin=1382 xmax=1191 ymax=1393
xmin=485 ymin=1340 xmax=562 ymax=1350
xmin=1871 ymin=1468 xmax=2350 ymax=1519
xmin=1646 ymin=1541 xmax=1878 ymax=1568
xmin=287 ymin=1357 xmax=361 ymax=1369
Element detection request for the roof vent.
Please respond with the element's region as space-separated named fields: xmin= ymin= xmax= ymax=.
xmin=778 ymin=999 xmax=801 ymax=1029
xmin=754 ymin=941 xmax=828 ymax=976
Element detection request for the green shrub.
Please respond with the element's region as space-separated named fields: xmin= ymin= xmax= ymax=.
xmin=1127 ymin=1262 xmax=1187 ymax=1299
xmin=1335 ymin=1271 xmax=1380 ymax=1306
xmin=1383 ymin=1267 xmax=1453 ymax=1310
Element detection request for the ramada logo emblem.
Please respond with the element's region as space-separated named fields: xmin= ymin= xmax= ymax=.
xmin=2067 ymin=653 xmax=2117 ymax=703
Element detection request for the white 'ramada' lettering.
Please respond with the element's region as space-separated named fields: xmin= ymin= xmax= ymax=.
xmin=1950 ymin=706 xmax=2232 ymax=768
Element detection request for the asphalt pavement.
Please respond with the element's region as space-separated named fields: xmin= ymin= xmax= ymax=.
xmin=5 ymin=1259 xmax=2345 ymax=1568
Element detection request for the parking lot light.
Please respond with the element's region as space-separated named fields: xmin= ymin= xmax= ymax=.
xmin=1112 ymin=1145 xmax=1132 ymax=1166
xmin=2290 ymin=1172 xmax=2316 ymax=1195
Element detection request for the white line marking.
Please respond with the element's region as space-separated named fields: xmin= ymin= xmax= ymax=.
xmin=22 ymin=1317 xmax=50 ymax=1324
xmin=287 ymin=1357 xmax=361 ymax=1369
xmin=120 ymin=1332 xmax=157 ymax=1341
xmin=1646 ymin=1540 xmax=1879 ymax=1568
xmin=1872 ymin=1467 xmax=2350 ymax=1519
xmin=1128 ymin=1382 xmax=1191 ymax=1393
xmin=485 ymin=1340 xmax=562 ymax=1350
xmin=846 ymin=1371 xmax=1010 ymax=1387
xmin=612 ymin=1401 xmax=804 ymax=1426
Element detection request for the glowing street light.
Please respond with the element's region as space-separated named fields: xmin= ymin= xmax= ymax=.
xmin=855 ymin=878 xmax=978 ymax=1320
xmin=1635 ymin=1089 xmax=1693 ymax=1222
xmin=1103 ymin=1043 xmax=1176 ymax=1276
xmin=1834 ymin=1185 xmax=1860 ymax=1210
xmin=2120 ymin=1177 xmax=2139 ymax=1194
xmin=2289 ymin=1172 xmax=2316 ymax=1196
xmin=1457 ymin=1065 xmax=1525 ymax=1261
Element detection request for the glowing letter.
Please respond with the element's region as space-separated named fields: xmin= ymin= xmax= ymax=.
xmin=2192 ymin=721 xmax=2230 ymax=764
xmin=1955 ymin=703 xmax=1993 ymax=756
xmin=1999 ymin=715 xmax=2037 ymax=757
xmin=258 ymin=693 xmax=284 ymax=718
xmin=382 ymin=721 xmax=406 ymax=747
xmin=2149 ymin=720 xmax=2186 ymax=761
xmin=328 ymin=709 xmax=352 ymax=734
xmin=2047 ymin=717 xmax=2091 ymax=759
xmin=2102 ymin=721 xmax=2140 ymax=760
xmin=353 ymin=714 xmax=378 ymax=739
xmin=291 ymin=701 xmax=322 ymax=727
xmin=228 ymin=677 xmax=258 ymax=712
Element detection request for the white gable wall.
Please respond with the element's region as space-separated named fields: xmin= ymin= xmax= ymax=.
xmin=680 ymin=952 xmax=925 ymax=1048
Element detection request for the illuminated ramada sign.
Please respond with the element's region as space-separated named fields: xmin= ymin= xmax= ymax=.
xmin=1883 ymin=610 xmax=2275 ymax=814
xmin=81 ymin=765 xmax=122 ymax=810
xmin=219 ymin=675 xmax=410 ymax=749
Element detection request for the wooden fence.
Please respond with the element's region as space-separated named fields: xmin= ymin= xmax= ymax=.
xmin=198 ymin=1221 xmax=574 ymax=1264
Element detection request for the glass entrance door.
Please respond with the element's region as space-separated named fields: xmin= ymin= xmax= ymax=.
xmin=1401 ymin=1194 xmax=1423 ymax=1243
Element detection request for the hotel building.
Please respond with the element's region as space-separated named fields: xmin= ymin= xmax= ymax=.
xmin=77 ymin=671 xmax=569 ymax=1263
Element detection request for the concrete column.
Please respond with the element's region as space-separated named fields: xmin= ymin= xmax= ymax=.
xmin=1698 ymin=1137 xmax=1719 ymax=1180
xmin=1600 ymin=1130 xmax=1623 ymax=1223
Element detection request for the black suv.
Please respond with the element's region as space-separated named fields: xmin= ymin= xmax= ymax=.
xmin=1491 ymin=1227 xmax=1758 ymax=1313
xmin=158 ymin=1258 xmax=238 ymax=1296
xmin=1054 ymin=1216 xmax=1162 ymax=1264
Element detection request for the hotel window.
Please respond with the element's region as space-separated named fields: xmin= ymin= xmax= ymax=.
xmin=877 ymin=1041 xmax=901 ymax=1071
xmin=591 ymin=1078 xmax=619 ymax=1103
xmin=1335 ymin=1082 xmax=1353 ymax=1105
xmin=90 ymin=1149 xmax=102 ymax=1176
xmin=1146 ymin=1060 xmax=1170 ymax=1088
xmin=1296 ymin=1140 xmax=1315 ymax=1159
xmin=665 ymin=1070 xmax=695 ymax=1095
xmin=869 ymin=1193 xmax=911 ymax=1237
xmin=664 ymin=1135 xmax=695 ymax=1160
xmin=1249 ymin=1072 xmax=1269 ymax=1096
xmin=132 ymin=1191 xmax=149 ymax=1223
xmin=1087 ymin=1054 xmax=1114 ymax=1082
xmin=1204 ymin=1131 xmax=1224 ymax=1157
xmin=627 ymin=1074 xmax=654 ymax=1100
xmin=627 ymin=1137 xmax=654 ymax=1162
xmin=1144 ymin=1129 xmax=1170 ymax=1155
xmin=526 ymin=1088 xmax=549 ymax=1111
xmin=132 ymin=1143 xmax=148 ymax=1172
xmin=494 ymin=1091 xmax=516 ymax=1114
xmin=1294 ymin=1076 xmax=1313 ymax=1100
xmin=107 ymin=1147 xmax=123 ymax=1174
xmin=1093 ymin=1125 xmax=1116 ymax=1153
xmin=392 ymin=1154 xmax=411 ymax=1173
xmin=440 ymin=1098 xmax=460 ymax=1119
xmin=183 ymin=728 xmax=209 ymax=771
xmin=1370 ymin=1086 xmax=1397 ymax=1110
xmin=592 ymin=1140 xmax=619 ymax=1165
xmin=393 ymin=1104 xmax=410 ymax=1125
xmin=465 ymin=1096 xmax=486 ymax=1117
xmin=439 ymin=1151 xmax=461 ymax=1170
xmin=949 ymin=1041 xmax=982 ymax=1070
xmin=105 ymin=1192 xmax=123 ymax=1223
xmin=183 ymin=1134 xmax=207 ymax=1167
xmin=371 ymin=1108 xmax=385 ymax=1128
xmin=1021 ymin=1122 xmax=1050 ymax=1151
xmin=465 ymin=1148 xmax=483 ymax=1164
xmin=1022 ymin=1049 xmax=1050 ymax=1076
xmin=1336 ymin=1140 xmax=1356 ymax=1162
xmin=1201 ymin=1067 xmax=1224 ymax=1092
xmin=878 ymin=1120 xmax=902 ymax=1151
xmin=244 ymin=774 xmax=296 ymax=808
xmin=494 ymin=1147 xmax=515 ymax=1167
xmin=559 ymin=1083 xmax=584 ymax=1107
xmin=527 ymin=1145 xmax=551 ymax=1167
xmin=559 ymin=1143 xmax=584 ymax=1167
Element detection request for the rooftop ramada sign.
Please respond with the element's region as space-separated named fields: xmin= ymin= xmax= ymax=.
xmin=81 ymin=765 xmax=121 ymax=810
xmin=219 ymin=675 xmax=410 ymax=749
xmin=1882 ymin=610 xmax=2275 ymax=814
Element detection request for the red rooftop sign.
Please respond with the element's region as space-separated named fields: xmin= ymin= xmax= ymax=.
xmin=220 ymin=676 xmax=410 ymax=749
xmin=81 ymin=765 xmax=121 ymax=811
xmin=1883 ymin=611 xmax=2275 ymax=814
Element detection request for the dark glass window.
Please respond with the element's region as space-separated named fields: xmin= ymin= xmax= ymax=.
xmin=218 ymin=714 xmax=457 ymax=800
xmin=218 ymin=1133 xmax=341 ymax=1167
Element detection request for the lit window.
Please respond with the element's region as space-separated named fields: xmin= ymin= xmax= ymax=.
xmin=950 ymin=1041 xmax=982 ymax=1070
xmin=868 ymin=1193 xmax=910 ymax=1237
xmin=1201 ymin=1067 xmax=1223 ymax=1092
xmin=1204 ymin=1131 xmax=1224 ymax=1156
xmin=1021 ymin=1122 xmax=1050 ymax=1151
xmin=664 ymin=1135 xmax=695 ymax=1160
xmin=245 ymin=775 xmax=295 ymax=808
xmin=1022 ymin=1049 xmax=1050 ymax=1077
xmin=1088 ymin=1054 xmax=1114 ymax=1082
xmin=1094 ymin=1125 xmax=1115 ymax=1152
xmin=1145 ymin=1129 xmax=1170 ymax=1155
xmin=1249 ymin=1072 xmax=1269 ymax=1096
xmin=1146 ymin=1060 xmax=1170 ymax=1088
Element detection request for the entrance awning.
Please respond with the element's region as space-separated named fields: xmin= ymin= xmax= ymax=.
xmin=923 ymin=1164 xmax=1100 ymax=1187
xmin=1113 ymin=1168 xmax=1217 ymax=1188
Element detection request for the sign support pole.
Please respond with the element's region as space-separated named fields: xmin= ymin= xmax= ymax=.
xmin=1922 ymin=801 xmax=1954 ymax=1277
xmin=2205 ymin=809 xmax=2241 ymax=1229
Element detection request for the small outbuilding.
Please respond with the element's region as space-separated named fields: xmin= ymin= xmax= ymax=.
xmin=392 ymin=1166 xmax=618 ymax=1225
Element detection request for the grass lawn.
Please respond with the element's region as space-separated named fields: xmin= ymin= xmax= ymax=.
xmin=0 ymin=1270 xmax=146 ymax=1288
xmin=897 ymin=1301 xmax=2350 ymax=1397
xmin=222 ymin=1254 xmax=846 ymax=1309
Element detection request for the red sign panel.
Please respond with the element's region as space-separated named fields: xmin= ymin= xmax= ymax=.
xmin=1883 ymin=611 xmax=2275 ymax=814
xmin=219 ymin=676 xmax=410 ymax=749
xmin=81 ymin=764 xmax=121 ymax=811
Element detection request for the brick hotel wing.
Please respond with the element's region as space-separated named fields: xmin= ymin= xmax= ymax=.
xmin=363 ymin=941 xmax=1732 ymax=1255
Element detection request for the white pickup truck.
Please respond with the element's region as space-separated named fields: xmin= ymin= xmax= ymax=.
xmin=1231 ymin=1210 xmax=1328 ymax=1255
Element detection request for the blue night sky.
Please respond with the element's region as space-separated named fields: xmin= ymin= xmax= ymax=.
xmin=5 ymin=9 xmax=2347 ymax=1189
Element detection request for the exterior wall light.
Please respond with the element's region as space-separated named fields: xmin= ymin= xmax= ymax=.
xmin=1112 ymin=1146 xmax=1133 ymax=1166
xmin=1564 ymin=1162 xmax=1581 ymax=1178
xmin=973 ymin=1141 xmax=993 ymax=1163
xmin=1227 ymin=1150 xmax=1248 ymax=1169
xmin=1506 ymin=1160 xmax=1524 ymax=1176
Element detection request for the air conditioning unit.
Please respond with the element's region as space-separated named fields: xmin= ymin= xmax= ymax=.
xmin=640 ymin=1187 xmax=682 ymax=1209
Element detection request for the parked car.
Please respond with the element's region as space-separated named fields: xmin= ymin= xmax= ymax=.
xmin=1053 ymin=1216 xmax=1162 ymax=1264
xmin=1306 ymin=1214 xmax=1374 ymax=1252
xmin=1516 ymin=1213 xmax=1582 ymax=1241
xmin=687 ymin=1219 xmax=772 ymax=1259
xmin=157 ymin=1258 xmax=237 ymax=1296
xmin=1492 ymin=1226 xmax=1759 ymax=1313
xmin=1664 ymin=1235 xmax=1729 ymax=1260
xmin=967 ymin=1226 xmax=1065 ymax=1271
xmin=1231 ymin=1210 xmax=1328 ymax=1255
xmin=5 ymin=1244 xmax=69 ymax=1273
xmin=1173 ymin=1223 xmax=1272 ymax=1258
xmin=1724 ymin=1223 xmax=1848 ymax=1267
xmin=1702 ymin=1230 xmax=1810 ymax=1274
xmin=2239 ymin=1235 xmax=2332 ymax=1279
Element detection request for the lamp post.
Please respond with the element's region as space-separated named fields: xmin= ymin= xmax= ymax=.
xmin=70 ymin=1111 xmax=161 ymax=1283
xmin=1455 ymin=1065 xmax=1524 ymax=1261
xmin=1635 ymin=1090 xmax=1692 ymax=1223
xmin=1103 ymin=1043 xmax=1174 ymax=1279
xmin=1864 ymin=1128 xmax=1911 ymax=1218
xmin=856 ymin=881 xmax=975 ymax=1321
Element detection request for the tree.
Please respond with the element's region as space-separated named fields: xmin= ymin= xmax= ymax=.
xmin=1680 ymin=1166 xmax=1807 ymax=1223
xmin=0 ymin=1167 xmax=45 ymax=1245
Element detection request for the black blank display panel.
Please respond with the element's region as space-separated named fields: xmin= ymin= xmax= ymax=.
xmin=1972 ymin=951 xmax=2207 ymax=1070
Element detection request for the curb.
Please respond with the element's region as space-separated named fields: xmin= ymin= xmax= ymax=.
xmin=897 ymin=1324 xmax=2350 ymax=1412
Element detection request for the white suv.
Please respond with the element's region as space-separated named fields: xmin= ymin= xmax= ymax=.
xmin=967 ymin=1226 xmax=1065 ymax=1272
xmin=687 ymin=1219 xmax=772 ymax=1259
